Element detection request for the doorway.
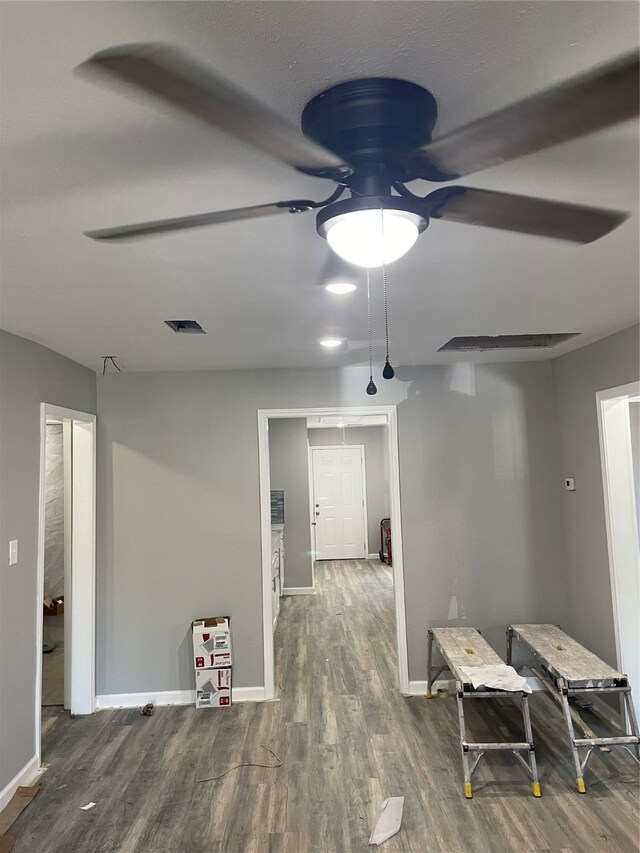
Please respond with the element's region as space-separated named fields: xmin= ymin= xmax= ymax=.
xmin=258 ymin=406 xmax=408 ymax=699
xmin=36 ymin=404 xmax=96 ymax=767
xmin=597 ymin=382 xmax=640 ymax=721
xmin=41 ymin=419 xmax=69 ymax=710
xmin=310 ymin=445 xmax=368 ymax=561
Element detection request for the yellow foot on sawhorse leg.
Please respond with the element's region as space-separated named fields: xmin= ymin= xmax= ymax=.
xmin=576 ymin=777 xmax=586 ymax=793
xmin=531 ymin=781 xmax=542 ymax=797
xmin=464 ymin=782 xmax=473 ymax=799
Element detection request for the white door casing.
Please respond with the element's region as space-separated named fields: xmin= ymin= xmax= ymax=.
xmin=258 ymin=406 xmax=409 ymax=700
xmin=597 ymin=382 xmax=640 ymax=722
xmin=37 ymin=403 xmax=96 ymax=769
xmin=311 ymin=445 xmax=367 ymax=560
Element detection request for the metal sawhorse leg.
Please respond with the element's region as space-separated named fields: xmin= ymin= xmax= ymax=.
xmin=507 ymin=623 xmax=640 ymax=793
xmin=427 ymin=628 xmax=541 ymax=799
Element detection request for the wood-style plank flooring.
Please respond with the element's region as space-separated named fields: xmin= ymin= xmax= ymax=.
xmin=12 ymin=559 xmax=640 ymax=851
xmin=41 ymin=646 xmax=64 ymax=706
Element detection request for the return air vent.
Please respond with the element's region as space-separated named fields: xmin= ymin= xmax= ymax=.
xmin=438 ymin=333 xmax=580 ymax=352
xmin=164 ymin=319 xmax=206 ymax=334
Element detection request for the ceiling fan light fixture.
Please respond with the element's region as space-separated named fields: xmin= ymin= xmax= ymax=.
xmin=317 ymin=197 xmax=428 ymax=268
xmin=319 ymin=336 xmax=346 ymax=349
xmin=325 ymin=281 xmax=357 ymax=294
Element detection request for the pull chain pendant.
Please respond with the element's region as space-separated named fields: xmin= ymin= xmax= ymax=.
xmin=366 ymin=268 xmax=377 ymax=395
xmin=380 ymin=206 xmax=394 ymax=380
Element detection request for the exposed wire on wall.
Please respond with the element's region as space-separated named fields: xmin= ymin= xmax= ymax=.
xmin=102 ymin=356 xmax=123 ymax=375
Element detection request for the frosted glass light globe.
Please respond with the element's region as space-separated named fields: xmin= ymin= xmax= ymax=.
xmin=324 ymin=281 xmax=357 ymax=294
xmin=326 ymin=209 xmax=419 ymax=267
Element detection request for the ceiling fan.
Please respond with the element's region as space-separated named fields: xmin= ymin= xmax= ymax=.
xmin=78 ymin=44 xmax=639 ymax=267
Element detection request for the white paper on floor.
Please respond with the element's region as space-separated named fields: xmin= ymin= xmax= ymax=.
xmin=459 ymin=664 xmax=531 ymax=693
xmin=80 ymin=802 xmax=96 ymax=811
xmin=368 ymin=796 xmax=404 ymax=846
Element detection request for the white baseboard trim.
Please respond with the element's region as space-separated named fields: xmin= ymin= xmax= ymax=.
xmin=0 ymin=754 xmax=43 ymax=814
xmin=96 ymin=685 xmax=266 ymax=710
xmin=282 ymin=587 xmax=316 ymax=595
xmin=233 ymin=686 xmax=267 ymax=702
xmin=408 ymin=680 xmax=625 ymax=732
xmin=406 ymin=675 xmax=546 ymax=696
xmin=96 ymin=690 xmax=194 ymax=709
xmin=406 ymin=679 xmax=450 ymax=696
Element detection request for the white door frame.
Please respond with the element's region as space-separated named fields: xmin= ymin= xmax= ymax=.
xmin=258 ymin=406 xmax=408 ymax=699
xmin=36 ymin=403 xmax=96 ymax=765
xmin=309 ymin=444 xmax=369 ymax=560
xmin=596 ymin=381 xmax=640 ymax=722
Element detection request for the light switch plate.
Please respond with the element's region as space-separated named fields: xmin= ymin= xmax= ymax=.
xmin=9 ymin=539 xmax=18 ymax=565
xmin=564 ymin=477 xmax=576 ymax=491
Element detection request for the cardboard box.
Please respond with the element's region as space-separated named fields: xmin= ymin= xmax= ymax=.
xmin=195 ymin=666 xmax=232 ymax=708
xmin=192 ymin=616 xmax=232 ymax=669
xmin=43 ymin=595 xmax=64 ymax=616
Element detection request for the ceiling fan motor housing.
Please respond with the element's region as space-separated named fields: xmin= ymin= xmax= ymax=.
xmin=301 ymin=77 xmax=438 ymax=191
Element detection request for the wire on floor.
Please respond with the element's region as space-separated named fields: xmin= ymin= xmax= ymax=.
xmin=197 ymin=744 xmax=282 ymax=783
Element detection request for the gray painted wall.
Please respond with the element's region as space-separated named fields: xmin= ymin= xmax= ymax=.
xmin=44 ymin=425 xmax=64 ymax=598
xmin=96 ymin=360 xmax=565 ymax=695
xmin=308 ymin=426 xmax=389 ymax=553
xmin=269 ymin=418 xmax=313 ymax=589
xmin=551 ymin=324 xmax=639 ymax=669
xmin=0 ymin=330 xmax=96 ymax=795
xmin=630 ymin=402 xmax=640 ymax=535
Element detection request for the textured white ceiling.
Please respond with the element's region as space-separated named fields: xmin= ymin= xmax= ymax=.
xmin=0 ymin=1 xmax=638 ymax=372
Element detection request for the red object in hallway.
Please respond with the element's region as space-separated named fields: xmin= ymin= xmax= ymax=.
xmin=379 ymin=518 xmax=392 ymax=567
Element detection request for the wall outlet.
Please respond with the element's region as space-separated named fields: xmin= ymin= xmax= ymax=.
xmin=9 ymin=539 xmax=18 ymax=565
xmin=564 ymin=477 xmax=576 ymax=491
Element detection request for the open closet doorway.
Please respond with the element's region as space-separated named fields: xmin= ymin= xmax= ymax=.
xmin=258 ymin=406 xmax=408 ymax=701
xmin=40 ymin=418 xmax=69 ymax=711
xmin=37 ymin=404 xmax=96 ymax=767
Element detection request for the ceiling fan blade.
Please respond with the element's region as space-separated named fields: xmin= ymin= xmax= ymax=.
xmin=77 ymin=43 xmax=351 ymax=179
xmin=411 ymin=52 xmax=639 ymax=180
xmin=426 ymin=187 xmax=629 ymax=243
xmin=85 ymin=201 xmax=298 ymax=242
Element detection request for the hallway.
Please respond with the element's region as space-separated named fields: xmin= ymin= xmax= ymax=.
xmin=10 ymin=560 xmax=639 ymax=851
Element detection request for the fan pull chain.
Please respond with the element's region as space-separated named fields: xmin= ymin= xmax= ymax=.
xmin=366 ymin=267 xmax=377 ymax=395
xmin=380 ymin=205 xmax=395 ymax=380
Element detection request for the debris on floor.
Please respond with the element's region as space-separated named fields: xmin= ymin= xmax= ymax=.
xmin=368 ymin=796 xmax=404 ymax=846
xmin=140 ymin=703 xmax=155 ymax=716
xmin=198 ymin=744 xmax=282 ymax=783
xmin=80 ymin=802 xmax=96 ymax=811
xmin=0 ymin=785 xmax=40 ymax=852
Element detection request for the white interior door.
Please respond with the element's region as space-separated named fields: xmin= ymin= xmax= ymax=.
xmin=311 ymin=446 xmax=367 ymax=560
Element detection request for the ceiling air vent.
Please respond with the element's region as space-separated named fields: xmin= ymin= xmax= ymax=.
xmin=164 ymin=320 xmax=206 ymax=334
xmin=438 ymin=333 xmax=580 ymax=352
xmin=438 ymin=332 xmax=581 ymax=352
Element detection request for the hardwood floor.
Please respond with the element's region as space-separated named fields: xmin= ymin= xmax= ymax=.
xmin=12 ymin=559 xmax=639 ymax=851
